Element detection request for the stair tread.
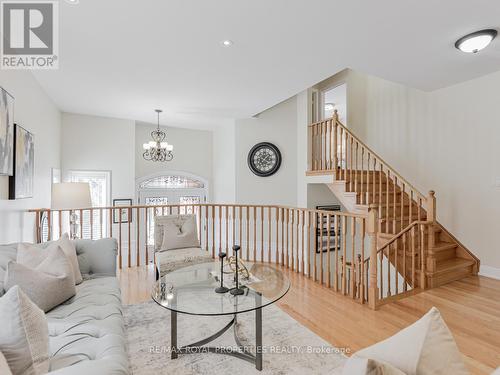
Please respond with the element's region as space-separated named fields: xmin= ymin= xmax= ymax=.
xmin=434 ymin=258 xmax=475 ymax=273
xmin=432 ymin=242 xmax=457 ymax=251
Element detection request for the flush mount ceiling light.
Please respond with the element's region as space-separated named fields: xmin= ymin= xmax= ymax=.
xmin=221 ymin=40 xmax=233 ymax=47
xmin=64 ymin=0 xmax=79 ymax=4
xmin=455 ymin=29 xmax=497 ymax=53
xmin=324 ymin=103 xmax=335 ymax=111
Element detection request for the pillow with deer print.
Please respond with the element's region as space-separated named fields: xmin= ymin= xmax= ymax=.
xmin=160 ymin=214 xmax=200 ymax=251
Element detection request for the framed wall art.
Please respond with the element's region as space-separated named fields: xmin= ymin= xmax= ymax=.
xmin=0 ymin=87 xmax=14 ymax=176
xmin=9 ymin=124 xmax=34 ymax=199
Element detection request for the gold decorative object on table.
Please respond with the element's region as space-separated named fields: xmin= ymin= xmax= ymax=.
xmin=223 ymin=255 xmax=250 ymax=280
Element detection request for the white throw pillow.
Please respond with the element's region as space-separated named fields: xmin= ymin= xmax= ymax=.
xmin=17 ymin=234 xmax=83 ymax=285
xmin=0 ymin=351 xmax=13 ymax=375
xmin=342 ymin=356 xmax=407 ymax=375
xmin=0 ymin=286 xmax=49 ymax=375
xmin=5 ymin=246 xmax=76 ymax=312
xmin=351 ymin=307 xmax=468 ymax=375
xmin=159 ymin=215 xmax=200 ymax=251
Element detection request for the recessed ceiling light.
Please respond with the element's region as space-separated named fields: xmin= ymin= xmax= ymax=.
xmin=455 ymin=29 xmax=497 ymax=53
xmin=64 ymin=0 xmax=79 ymax=4
xmin=221 ymin=40 xmax=233 ymax=47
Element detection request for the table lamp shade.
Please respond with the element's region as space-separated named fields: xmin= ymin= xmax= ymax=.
xmin=51 ymin=183 xmax=92 ymax=210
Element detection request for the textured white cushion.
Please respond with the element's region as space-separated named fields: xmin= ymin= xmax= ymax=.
xmin=17 ymin=235 xmax=83 ymax=285
xmin=351 ymin=307 xmax=468 ymax=375
xmin=0 ymin=351 xmax=13 ymax=375
xmin=5 ymin=246 xmax=76 ymax=312
xmin=0 ymin=286 xmax=50 ymax=375
xmin=342 ymin=356 xmax=407 ymax=375
xmin=158 ymin=215 xmax=200 ymax=251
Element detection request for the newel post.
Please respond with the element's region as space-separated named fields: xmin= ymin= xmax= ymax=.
xmin=426 ymin=190 xmax=436 ymax=223
xmin=368 ymin=204 xmax=379 ymax=310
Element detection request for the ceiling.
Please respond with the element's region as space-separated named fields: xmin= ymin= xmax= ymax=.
xmin=33 ymin=0 xmax=500 ymax=129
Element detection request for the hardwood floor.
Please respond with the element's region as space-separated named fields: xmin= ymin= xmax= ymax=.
xmin=118 ymin=264 xmax=500 ymax=374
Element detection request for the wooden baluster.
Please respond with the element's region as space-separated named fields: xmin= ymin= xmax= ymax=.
xmin=360 ymin=148 xmax=365 ymax=205
xmin=350 ymin=217 xmax=356 ymax=298
xmin=333 ymin=113 xmax=339 ymax=178
xmin=313 ymin=211 xmax=317 ymax=282
xmin=261 ymin=206 xmax=264 ymax=262
xmin=395 ymin=241 xmax=399 ymax=295
xmin=354 ymin=142 xmax=359 ymax=194
xmin=339 ymin=127 xmax=344 ymax=179
xmin=225 ymin=206 xmax=229 ymax=253
xmin=379 ymin=247 xmax=384 ymax=300
xmin=411 ymin=225 xmax=416 ymax=287
xmin=218 ymin=206 xmax=222 ymax=254
xmin=349 ymin=136 xmax=353 ymax=191
xmin=203 ymin=205 xmax=208 ymax=252
xmin=420 ymin=223 xmax=426 ymax=289
xmin=291 ymin=209 xmax=295 ymax=270
xmin=268 ymin=207 xmax=272 ymax=263
xmin=136 ymin=207 xmax=140 ymax=266
xmin=343 ymin=129 xmax=348 ymax=180
xmin=211 ymin=205 xmax=215 ymax=258
xmin=127 ymin=207 xmax=131 ymax=268
xmin=378 ymin=164 xmax=383 ymax=232
xmin=334 ymin=214 xmax=339 ymax=291
xmin=89 ymin=208 xmax=93 ymax=240
xmin=328 ymin=120 xmax=332 ymax=170
xmin=387 ymin=241 xmax=391 ymax=297
xmin=245 ymin=207 xmax=250 ymax=261
xmin=323 ymin=122 xmax=327 ymax=170
xmin=238 ymin=206 xmax=242 ymax=250
xmin=342 ymin=216 xmax=347 ymax=294
xmin=118 ymin=208 xmax=122 ymax=269
xmin=319 ymin=212 xmax=323 ymax=284
xmin=393 ymin=176 xmax=397 ymax=234
xmin=409 ymin=191 xmax=414 ymax=230
xmin=281 ymin=208 xmax=285 ymax=266
xmin=418 ymin=198 xmax=422 ymax=223
xmin=386 ymin=170 xmax=390 ymax=233
xmin=79 ymin=209 xmax=83 ymax=239
xmin=403 ymin=230 xmax=407 ymax=292
xmin=285 ymin=209 xmax=289 ymax=268
xmin=58 ymin=210 xmax=62 ymax=239
xmin=360 ymin=218 xmax=366 ymax=303
xmin=401 ymin=183 xmax=405 ymax=231
xmin=326 ymin=214 xmax=331 ymax=288
xmin=368 ymin=205 xmax=379 ymax=309
xmin=372 ymin=158 xmax=376 ymax=204
xmin=229 ymin=206 xmax=233 ymax=250
xmin=367 ymin=153 xmax=371 ymax=205
xmin=275 ymin=207 xmax=279 ymax=264
xmin=145 ymin=207 xmax=149 ymax=264
xmin=47 ymin=210 xmax=52 ymax=241
xmin=253 ymin=206 xmax=257 ymax=262
xmin=319 ymin=123 xmax=323 ymax=170
xmin=306 ymin=211 xmax=311 ymax=278
xmin=301 ymin=210 xmax=305 ymax=275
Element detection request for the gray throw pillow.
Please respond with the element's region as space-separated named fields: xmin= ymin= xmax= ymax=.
xmin=18 ymin=235 xmax=83 ymax=285
xmin=159 ymin=214 xmax=200 ymax=251
xmin=0 ymin=286 xmax=49 ymax=375
xmin=4 ymin=246 xmax=76 ymax=312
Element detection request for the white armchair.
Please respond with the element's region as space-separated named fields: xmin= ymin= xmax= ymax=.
xmin=154 ymin=214 xmax=212 ymax=280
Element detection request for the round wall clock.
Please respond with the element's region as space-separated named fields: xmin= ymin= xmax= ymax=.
xmin=247 ymin=142 xmax=282 ymax=177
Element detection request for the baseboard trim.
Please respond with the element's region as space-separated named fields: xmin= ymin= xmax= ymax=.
xmin=479 ymin=265 xmax=500 ymax=280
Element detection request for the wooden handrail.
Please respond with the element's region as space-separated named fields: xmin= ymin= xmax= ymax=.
xmin=310 ymin=115 xmax=426 ymax=201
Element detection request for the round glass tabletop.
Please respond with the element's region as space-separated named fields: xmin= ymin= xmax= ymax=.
xmin=152 ymin=261 xmax=290 ymax=316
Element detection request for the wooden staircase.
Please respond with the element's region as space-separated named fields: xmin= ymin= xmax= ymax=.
xmin=309 ymin=111 xmax=479 ymax=301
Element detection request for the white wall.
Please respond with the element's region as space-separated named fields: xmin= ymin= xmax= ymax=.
xmin=346 ymin=70 xmax=500 ymax=270
xmin=61 ymin=113 xmax=136 ymax=201
xmin=235 ymin=97 xmax=298 ymax=205
xmin=0 ymin=71 xmax=61 ymax=243
xmin=135 ymin=122 xmax=213 ymax=197
xmin=212 ymin=123 xmax=236 ymax=203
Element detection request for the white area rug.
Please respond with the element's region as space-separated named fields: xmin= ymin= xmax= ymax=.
xmin=124 ymin=301 xmax=346 ymax=374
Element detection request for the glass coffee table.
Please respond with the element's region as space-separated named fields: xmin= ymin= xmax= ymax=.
xmin=151 ymin=261 xmax=290 ymax=371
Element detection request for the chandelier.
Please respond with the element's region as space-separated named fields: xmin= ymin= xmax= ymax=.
xmin=142 ymin=109 xmax=174 ymax=162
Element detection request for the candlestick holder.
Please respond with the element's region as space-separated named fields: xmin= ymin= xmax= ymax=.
xmin=215 ymin=252 xmax=229 ymax=293
xmin=230 ymin=245 xmax=244 ymax=296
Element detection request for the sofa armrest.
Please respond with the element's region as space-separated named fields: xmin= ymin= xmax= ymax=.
xmin=73 ymin=238 xmax=118 ymax=278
